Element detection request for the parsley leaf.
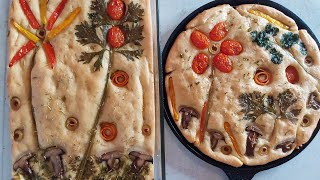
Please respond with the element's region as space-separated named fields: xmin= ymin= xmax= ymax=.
xmin=88 ymin=0 xmax=111 ymax=27
xmin=115 ymin=49 xmax=144 ymax=61
xmin=75 ymin=21 xmax=104 ymax=47
xmin=251 ymin=31 xmax=272 ymax=50
xmin=299 ymin=42 xmax=307 ymax=56
xmin=264 ymin=24 xmax=279 ymax=36
xmin=122 ymin=2 xmax=144 ymax=23
xmin=79 ymin=50 xmax=106 ymax=71
xmin=280 ymin=32 xmax=299 ymax=49
xmin=270 ymin=48 xmax=283 ymax=64
xmin=121 ymin=23 xmax=144 ymax=46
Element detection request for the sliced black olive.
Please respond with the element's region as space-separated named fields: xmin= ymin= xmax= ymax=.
xmin=10 ymin=97 xmax=21 ymax=111
xmin=275 ymin=139 xmax=295 ymax=153
xmin=307 ymin=92 xmax=320 ymax=110
xmin=44 ymin=147 xmax=65 ymax=178
xmin=13 ymin=129 xmax=24 ymax=142
xmin=245 ymin=124 xmax=263 ymax=157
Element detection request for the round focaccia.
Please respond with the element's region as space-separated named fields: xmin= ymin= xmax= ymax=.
xmin=165 ymin=4 xmax=320 ymax=167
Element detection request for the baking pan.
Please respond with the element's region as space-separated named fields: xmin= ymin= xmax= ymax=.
xmin=160 ymin=0 xmax=320 ymax=179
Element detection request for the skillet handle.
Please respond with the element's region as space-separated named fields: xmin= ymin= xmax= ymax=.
xmin=223 ymin=169 xmax=258 ymax=180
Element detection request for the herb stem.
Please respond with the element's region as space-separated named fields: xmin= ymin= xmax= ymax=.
xmin=75 ymin=50 xmax=113 ymax=180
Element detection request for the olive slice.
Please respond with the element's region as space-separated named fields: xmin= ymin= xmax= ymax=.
xmin=36 ymin=28 xmax=46 ymax=40
xmin=10 ymin=97 xmax=21 ymax=111
xmin=305 ymin=56 xmax=313 ymax=66
xmin=208 ymin=43 xmax=219 ymax=55
xmin=13 ymin=129 xmax=24 ymax=142
xmin=142 ymin=124 xmax=151 ymax=136
xmin=258 ymin=145 xmax=270 ymax=156
xmin=301 ymin=117 xmax=312 ymax=127
xmin=221 ymin=145 xmax=232 ymax=155
xmin=65 ymin=117 xmax=79 ymax=131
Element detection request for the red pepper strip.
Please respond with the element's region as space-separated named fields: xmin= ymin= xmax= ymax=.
xmin=199 ymin=102 xmax=208 ymax=144
xmin=46 ymin=0 xmax=69 ymax=30
xmin=42 ymin=42 xmax=56 ymax=69
xmin=19 ymin=0 xmax=41 ymax=29
xmin=9 ymin=40 xmax=36 ymax=67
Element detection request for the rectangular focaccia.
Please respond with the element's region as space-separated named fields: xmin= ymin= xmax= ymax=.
xmin=7 ymin=0 xmax=155 ymax=179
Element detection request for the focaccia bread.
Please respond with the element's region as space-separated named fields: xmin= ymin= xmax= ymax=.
xmin=7 ymin=0 xmax=155 ymax=179
xmin=165 ymin=4 xmax=320 ymax=167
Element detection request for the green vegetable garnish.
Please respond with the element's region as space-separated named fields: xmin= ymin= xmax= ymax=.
xmin=264 ymin=24 xmax=279 ymax=36
xmin=280 ymin=32 xmax=299 ymax=49
xmin=270 ymin=48 xmax=283 ymax=64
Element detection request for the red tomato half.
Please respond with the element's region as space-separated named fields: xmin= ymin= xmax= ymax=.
xmin=213 ymin=53 xmax=233 ymax=73
xmin=220 ymin=40 xmax=243 ymax=56
xmin=107 ymin=26 xmax=125 ymax=48
xmin=209 ymin=22 xmax=228 ymax=41
xmin=107 ymin=0 xmax=125 ymax=20
xmin=286 ymin=66 xmax=299 ymax=84
xmin=192 ymin=53 xmax=209 ymax=74
xmin=190 ymin=30 xmax=210 ymax=49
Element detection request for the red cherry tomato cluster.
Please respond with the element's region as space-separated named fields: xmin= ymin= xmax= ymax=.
xmin=106 ymin=0 xmax=126 ymax=48
xmin=190 ymin=22 xmax=243 ymax=74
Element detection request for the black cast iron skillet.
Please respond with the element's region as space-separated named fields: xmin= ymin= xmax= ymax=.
xmin=160 ymin=0 xmax=320 ymax=179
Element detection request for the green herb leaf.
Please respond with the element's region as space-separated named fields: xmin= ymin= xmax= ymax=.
xmin=270 ymin=48 xmax=283 ymax=64
xmin=122 ymin=2 xmax=144 ymax=23
xmin=88 ymin=0 xmax=111 ymax=27
xmin=79 ymin=50 xmax=106 ymax=72
xmin=265 ymin=24 xmax=279 ymax=36
xmin=299 ymin=42 xmax=307 ymax=56
xmin=116 ymin=49 xmax=143 ymax=61
xmin=280 ymin=32 xmax=299 ymax=49
xmin=75 ymin=21 xmax=104 ymax=47
xmin=277 ymin=89 xmax=301 ymax=123
xmin=239 ymin=92 xmax=276 ymax=121
xmin=121 ymin=23 xmax=144 ymax=46
xmin=251 ymin=31 xmax=272 ymax=50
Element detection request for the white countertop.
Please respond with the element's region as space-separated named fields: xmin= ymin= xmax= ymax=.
xmin=159 ymin=0 xmax=320 ymax=180
xmin=1 ymin=0 xmax=320 ymax=180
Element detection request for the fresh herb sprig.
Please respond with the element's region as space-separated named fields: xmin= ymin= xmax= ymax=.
xmin=239 ymin=89 xmax=301 ymax=123
xmin=75 ymin=0 xmax=145 ymax=72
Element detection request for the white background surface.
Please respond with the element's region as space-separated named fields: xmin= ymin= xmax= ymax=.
xmin=159 ymin=0 xmax=320 ymax=180
xmin=1 ymin=0 xmax=320 ymax=180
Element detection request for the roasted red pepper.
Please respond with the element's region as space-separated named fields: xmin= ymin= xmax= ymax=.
xmin=47 ymin=0 xmax=69 ymax=30
xmin=42 ymin=42 xmax=56 ymax=69
xmin=19 ymin=0 xmax=41 ymax=29
xmin=199 ymin=102 xmax=208 ymax=144
xmin=9 ymin=40 xmax=36 ymax=67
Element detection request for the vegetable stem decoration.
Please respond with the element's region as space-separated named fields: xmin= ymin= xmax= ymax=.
xmin=199 ymin=102 xmax=208 ymax=143
xmin=74 ymin=0 xmax=145 ymax=179
xmin=224 ymin=122 xmax=242 ymax=157
xmin=169 ymin=77 xmax=179 ymax=121
xmin=10 ymin=0 xmax=81 ymax=69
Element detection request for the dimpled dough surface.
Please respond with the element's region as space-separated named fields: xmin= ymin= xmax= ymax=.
xmin=165 ymin=4 xmax=320 ymax=167
xmin=7 ymin=0 xmax=154 ymax=179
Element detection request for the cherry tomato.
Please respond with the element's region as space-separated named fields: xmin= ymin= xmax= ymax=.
xmin=107 ymin=26 xmax=125 ymax=48
xmin=220 ymin=40 xmax=243 ymax=56
xmin=190 ymin=30 xmax=210 ymax=49
xmin=192 ymin=53 xmax=209 ymax=74
xmin=286 ymin=66 xmax=299 ymax=84
xmin=209 ymin=22 xmax=228 ymax=41
xmin=107 ymin=0 xmax=125 ymax=20
xmin=213 ymin=53 xmax=232 ymax=73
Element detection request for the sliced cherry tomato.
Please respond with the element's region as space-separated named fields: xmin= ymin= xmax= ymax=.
xmin=286 ymin=66 xmax=299 ymax=84
xmin=192 ymin=53 xmax=209 ymax=74
xmin=107 ymin=0 xmax=125 ymax=20
xmin=209 ymin=22 xmax=228 ymax=41
xmin=213 ymin=53 xmax=232 ymax=73
xmin=107 ymin=26 xmax=125 ymax=48
xmin=190 ymin=30 xmax=210 ymax=49
xmin=220 ymin=40 xmax=243 ymax=56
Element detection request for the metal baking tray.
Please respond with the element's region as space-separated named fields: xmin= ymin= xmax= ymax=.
xmin=0 ymin=0 xmax=164 ymax=179
xmin=160 ymin=0 xmax=320 ymax=180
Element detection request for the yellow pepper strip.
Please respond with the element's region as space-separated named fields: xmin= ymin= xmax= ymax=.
xmin=11 ymin=20 xmax=39 ymax=43
xmin=46 ymin=7 xmax=81 ymax=41
xmin=248 ymin=9 xmax=289 ymax=30
xmin=224 ymin=122 xmax=242 ymax=157
xmin=169 ymin=77 xmax=179 ymax=121
xmin=39 ymin=0 xmax=47 ymax=25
